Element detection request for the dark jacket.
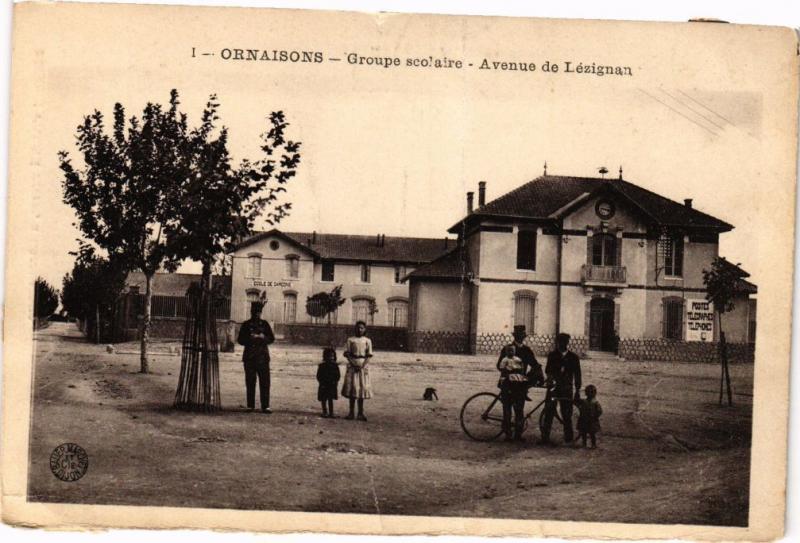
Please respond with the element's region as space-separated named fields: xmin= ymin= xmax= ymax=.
xmin=316 ymin=362 xmax=341 ymax=401
xmin=545 ymin=349 xmax=582 ymax=396
xmin=496 ymin=343 xmax=544 ymax=386
xmin=237 ymin=318 xmax=275 ymax=364
xmin=576 ymin=398 xmax=602 ymax=434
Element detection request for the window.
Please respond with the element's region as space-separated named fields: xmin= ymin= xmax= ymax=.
xmin=360 ymin=263 xmax=371 ymax=283
xmin=352 ymin=298 xmax=374 ymax=325
xmin=285 ymin=255 xmax=299 ymax=278
xmin=321 ymin=260 xmax=335 ymax=282
xmin=663 ymin=298 xmax=684 ymax=340
xmin=664 ymin=236 xmax=684 ymax=277
xmin=394 ymin=265 xmax=406 ymax=284
xmin=516 ymin=229 xmax=537 ymax=271
xmin=513 ymin=292 xmax=536 ymax=334
xmin=247 ymin=254 xmax=262 ymax=278
xmin=592 ymin=233 xmax=618 ymax=266
xmin=283 ymin=293 xmax=297 ymax=323
xmin=388 ymin=299 xmax=408 ymax=327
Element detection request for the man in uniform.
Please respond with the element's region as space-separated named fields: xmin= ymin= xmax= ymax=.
xmin=496 ymin=325 xmax=544 ymax=441
xmin=237 ymin=300 xmax=275 ymax=413
xmin=540 ymin=332 xmax=582 ymax=445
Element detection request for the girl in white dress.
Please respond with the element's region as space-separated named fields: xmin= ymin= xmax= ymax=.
xmin=341 ymin=321 xmax=373 ymax=421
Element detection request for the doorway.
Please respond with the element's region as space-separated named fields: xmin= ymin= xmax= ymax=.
xmin=589 ymin=297 xmax=616 ymax=351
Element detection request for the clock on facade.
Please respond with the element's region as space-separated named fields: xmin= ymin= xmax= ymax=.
xmin=595 ymin=199 xmax=616 ymax=220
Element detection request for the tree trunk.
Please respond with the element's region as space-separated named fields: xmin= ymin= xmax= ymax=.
xmin=174 ymin=259 xmax=221 ymax=411
xmin=95 ymin=304 xmax=100 ymax=344
xmin=717 ymin=313 xmax=733 ymax=406
xmin=140 ymin=272 xmax=152 ymax=373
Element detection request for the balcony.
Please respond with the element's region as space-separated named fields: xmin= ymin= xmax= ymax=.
xmin=582 ymin=264 xmax=627 ymax=288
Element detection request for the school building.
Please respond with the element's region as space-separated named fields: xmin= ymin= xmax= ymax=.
xmin=230 ymin=230 xmax=453 ymax=333
xmin=406 ymin=173 xmax=757 ymax=360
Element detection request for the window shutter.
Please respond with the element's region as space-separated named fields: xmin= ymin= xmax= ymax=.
xmin=586 ymin=232 xmax=594 ymax=265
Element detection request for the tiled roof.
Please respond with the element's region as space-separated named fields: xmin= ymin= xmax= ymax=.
xmin=450 ymin=175 xmax=733 ymax=233
xmin=406 ymin=245 xmax=473 ymax=281
xmin=237 ymin=230 xmax=454 ymax=264
xmin=126 ymin=271 xmax=232 ymax=297
xmin=719 ymin=258 xmax=758 ymax=295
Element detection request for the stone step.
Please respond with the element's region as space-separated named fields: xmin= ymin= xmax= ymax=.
xmin=584 ymin=350 xmax=626 ymax=362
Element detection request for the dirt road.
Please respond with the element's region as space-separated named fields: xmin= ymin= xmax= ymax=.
xmin=27 ymin=322 xmax=752 ymax=525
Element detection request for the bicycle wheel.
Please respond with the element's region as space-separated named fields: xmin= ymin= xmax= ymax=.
xmin=460 ymin=392 xmax=505 ymax=442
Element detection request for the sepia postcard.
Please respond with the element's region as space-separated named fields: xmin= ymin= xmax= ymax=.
xmin=2 ymin=2 xmax=799 ymax=541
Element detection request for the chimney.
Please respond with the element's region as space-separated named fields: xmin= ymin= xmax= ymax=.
xmin=684 ymin=198 xmax=693 ymax=208
xmin=381 ymin=234 xmax=386 ymax=247
xmin=376 ymin=234 xmax=381 ymax=247
xmin=467 ymin=191 xmax=474 ymax=213
xmin=478 ymin=181 xmax=486 ymax=207
xmin=312 ymin=230 xmax=316 ymax=243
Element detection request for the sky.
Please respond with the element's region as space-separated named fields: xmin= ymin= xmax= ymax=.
xmin=17 ymin=3 xmax=782 ymax=293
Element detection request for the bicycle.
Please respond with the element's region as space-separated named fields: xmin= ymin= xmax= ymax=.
xmin=459 ymin=384 xmax=572 ymax=442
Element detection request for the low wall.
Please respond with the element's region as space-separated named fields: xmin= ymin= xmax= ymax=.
xmin=618 ymin=338 xmax=754 ymax=364
xmin=475 ymin=333 xmax=589 ymax=357
xmin=408 ymin=331 xmax=473 ymax=354
xmin=125 ymin=317 xmax=235 ymax=352
xmin=284 ymin=323 xmax=408 ymax=351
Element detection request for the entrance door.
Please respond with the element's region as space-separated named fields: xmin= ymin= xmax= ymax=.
xmin=589 ymin=298 xmax=616 ymax=351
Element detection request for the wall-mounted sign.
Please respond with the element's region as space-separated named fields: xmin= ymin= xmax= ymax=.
xmin=595 ymin=199 xmax=616 ymax=220
xmin=686 ymin=299 xmax=714 ymax=341
xmin=253 ymin=279 xmax=293 ymax=288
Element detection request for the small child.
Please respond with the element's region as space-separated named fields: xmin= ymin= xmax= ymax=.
xmin=498 ymin=345 xmax=525 ymax=381
xmin=575 ymin=384 xmax=602 ymax=448
xmin=316 ymin=347 xmax=341 ymax=418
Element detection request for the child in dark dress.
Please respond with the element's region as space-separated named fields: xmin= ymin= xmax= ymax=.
xmin=316 ymin=348 xmax=341 ymax=418
xmin=575 ymin=384 xmax=602 ymax=448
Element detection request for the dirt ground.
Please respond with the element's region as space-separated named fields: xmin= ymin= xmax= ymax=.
xmin=27 ymin=322 xmax=752 ymax=526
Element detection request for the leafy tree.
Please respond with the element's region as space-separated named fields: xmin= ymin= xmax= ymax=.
xmin=33 ymin=277 xmax=59 ymax=326
xmin=168 ymin=95 xmax=301 ymax=410
xmin=702 ymin=256 xmax=742 ymax=406
xmin=60 ymin=91 xmax=188 ymax=372
xmin=306 ymin=285 xmax=347 ymax=346
xmin=61 ymin=253 xmax=127 ymax=342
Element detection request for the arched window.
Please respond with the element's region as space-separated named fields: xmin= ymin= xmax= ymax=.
xmin=247 ymin=253 xmax=262 ymax=278
xmin=387 ymin=299 xmax=409 ymax=328
xmin=663 ymin=297 xmax=684 ymax=340
xmin=285 ymin=255 xmax=300 ymax=278
xmin=283 ymin=292 xmax=297 ymax=323
xmin=352 ymin=297 xmax=375 ymax=325
xmin=513 ymin=291 xmax=537 ymax=334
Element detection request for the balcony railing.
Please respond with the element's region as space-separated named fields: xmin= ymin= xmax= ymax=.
xmin=582 ymin=264 xmax=627 ymax=285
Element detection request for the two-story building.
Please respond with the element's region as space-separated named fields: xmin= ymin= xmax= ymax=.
xmin=231 ymin=230 xmax=453 ymax=332
xmin=407 ymin=173 xmax=757 ymax=356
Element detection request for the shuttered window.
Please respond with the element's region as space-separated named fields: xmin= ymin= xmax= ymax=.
xmin=248 ymin=255 xmax=262 ymax=278
xmin=283 ymin=293 xmax=297 ymax=323
xmin=513 ymin=293 xmax=536 ymax=334
xmin=285 ymin=256 xmax=299 ymax=278
xmin=352 ymin=298 xmax=374 ymax=325
xmin=663 ymin=298 xmax=684 ymax=340
xmin=388 ymin=300 xmax=408 ymax=327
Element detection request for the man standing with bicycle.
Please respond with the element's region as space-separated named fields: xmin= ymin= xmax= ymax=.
xmin=496 ymin=325 xmax=543 ymax=442
xmin=540 ymin=332 xmax=582 ymax=445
